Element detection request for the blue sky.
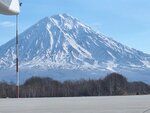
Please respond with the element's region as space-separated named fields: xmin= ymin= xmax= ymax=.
xmin=0 ymin=0 xmax=150 ymax=53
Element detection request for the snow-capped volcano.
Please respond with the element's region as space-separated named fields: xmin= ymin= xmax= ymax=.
xmin=0 ymin=14 xmax=150 ymax=83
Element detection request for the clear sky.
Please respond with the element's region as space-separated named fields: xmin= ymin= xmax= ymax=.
xmin=0 ymin=0 xmax=150 ymax=54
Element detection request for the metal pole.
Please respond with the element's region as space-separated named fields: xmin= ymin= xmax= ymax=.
xmin=16 ymin=15 xmax=19 ymax=98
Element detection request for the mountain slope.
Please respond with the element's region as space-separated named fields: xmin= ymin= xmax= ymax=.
xmin=0 ymin=14 xmax=150 ymax=83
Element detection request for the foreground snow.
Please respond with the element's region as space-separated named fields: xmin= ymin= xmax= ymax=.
xmin=0 ymin=95 xmax=150 ymax=113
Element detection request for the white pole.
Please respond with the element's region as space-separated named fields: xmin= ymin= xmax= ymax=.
xmin=16 ymin=14 xmax=19 ymax=98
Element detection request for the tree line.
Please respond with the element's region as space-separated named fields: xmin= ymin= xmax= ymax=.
xmin=0 ymin=73 xmax=150 ymax=98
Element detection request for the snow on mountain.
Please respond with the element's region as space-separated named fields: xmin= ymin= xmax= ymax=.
xmin=0 ymin=13 xmax=150 ymax=83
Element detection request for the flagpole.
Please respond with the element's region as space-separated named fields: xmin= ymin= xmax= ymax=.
xmin=0 ymin=0 xmax=21 ymax=98
xmin=16 ymin=14 xmax=19 ymax=98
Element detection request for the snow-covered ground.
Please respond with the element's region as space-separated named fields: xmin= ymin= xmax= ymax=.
xmin=0 ymin=95 xmax=150 ymax=113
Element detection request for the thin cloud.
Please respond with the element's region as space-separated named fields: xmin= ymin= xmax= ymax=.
xmin=90 ymin=22 xmax=103 ymax=32
xmin=0 ymin=21 xmax=15 ymax=27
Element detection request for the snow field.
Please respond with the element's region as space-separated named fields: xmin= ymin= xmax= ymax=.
xmin=0 ymin=95 xmax=150 ymax=113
